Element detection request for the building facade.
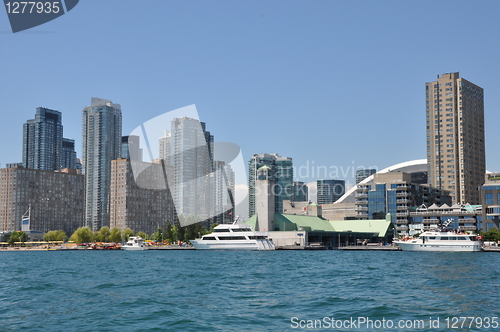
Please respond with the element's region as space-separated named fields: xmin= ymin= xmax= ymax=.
xmin=355 ymin=172 xmax=451 ymax=235
xmin=481 ymin=173 xmax=500 ymax=231
xmin=409 ymin=203 xmax=481 ymax=235
xmin=109 ymin=159 xmax=175 ymax=235
xmin=22 ymin=107 xmax=76 ymax=171
xmin=356 ymin=169 xmax=376 ymax=184
xmin=248 ymin=153 xmax=293 ymax=217
xmin=0 ymin=166 xmax=84 ymax=235
xmin=121 ymin=135 xmax=142 ymax=161
xmin=82 ymin=98 xmax=122 ymax=231
xmin=292 ymin=181 xmax=308 ymax=202
xmin=171 ymin=117 xmax=214 ymax=225
xmin=426 ymin=72 xmax=485 ymax=204
xmin=213 ymin=160 xmax=235 ymax=224
xmin=317 ymin=179 xmax=345 ymax=204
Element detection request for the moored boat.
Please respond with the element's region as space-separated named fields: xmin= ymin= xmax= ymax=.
xmin=121 ymin=236 xmax=148 ymax=250
xmin=190 ymin=224 xmax=275 ymax=250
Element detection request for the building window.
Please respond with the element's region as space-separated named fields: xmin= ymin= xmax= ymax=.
xmin=485 ymin=193 xmax=494 ymax=205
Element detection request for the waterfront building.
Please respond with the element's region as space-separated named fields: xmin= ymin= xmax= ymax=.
xmin=481 ymin=173 xmax=500 ymax=231
xmin=159 ymin=130 xmax=171 ymax=165
xmin=246 ymin=167 xmax=394 ymax=248
xmin=317 ymin=179 xmax=345 ymax=204
xmin=121 ymin=135 xmax=142 ymax=161
xmin=213 ymin=160 xmax=235 ymax=224
xmin=408 ymin=203 xmax=481 ymax=236
xmin=0 ymin=166 xmax=84 ymax=235
xmin=171 ymin=117 xmax=214 ymax=224
xmin=5 ymin=163 xmax=22 ymax=168
xmin=354 ymin=172 xmax=451 ymax=235
xmin=109 ymin=159 xmax=175 ymax=235
xmin=61 ymin=138 xmax=77 ymax=170
xmin=22 ymin=107 xmax=76 ymax=171
xmin=426 ymin=73 xmax=485 ymax=204
xmin=82 ymin=98 xmax=122 ymax=231
xmin=292 ymin=181 xmax=308 ymax=202
xmin=356 ymin=169 xmax=376 ymax=184
xmin=248 ymin=153 xmax=293 ymax=217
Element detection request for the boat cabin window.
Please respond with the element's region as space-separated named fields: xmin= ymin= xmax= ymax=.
xmin=213 ymin=229 xmax=229 ymax=233
xmin=217 ymin=236 xmax=247 ymax=240
xmin=232 ymin=228 xmax=251 ymax=232
xmin=428 ymin=237 xmax=436 ymax=240
xmin=249 ymin=236 xmax=267 ymax=240
xmin=202 ymin=237 xmax=217 ymax=241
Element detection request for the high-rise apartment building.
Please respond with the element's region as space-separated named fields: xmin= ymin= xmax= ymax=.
xmin=0 ymin=166 xmax=84 ymax=235
xmin=317 ymin=179 xmax=345 ymax=204
xmin=213 ymin=160 xmax=235 ymax=224
xmin=159 ymin=130 xmax=171 ymax=165
xmin=292 ymin=181 xmax=308 ymax=202
xmin=121 ymin=135 xmax=142 ymax=161
xmin=22 ymin=107 xmax=76 ymax=171
xmin=426 ymin=73 xmax=485 ymax=204
xmin=110 ymin=159 xmax=175 ymax=234
xmin=356 ymin=169 xmax=376 ymax=184
xmin=82 ymin=98 xmax=122 ymax=231
xmin=171 ymin=117 xmax=214 ymax=224
xmin=248 ymin=153 xmax=293 ymax=217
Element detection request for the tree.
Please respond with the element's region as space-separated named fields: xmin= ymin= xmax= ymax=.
xmin=44 ymin=230 xmax=67 ymax=242
xmin=136 ymin=231 xmax=147 ymax=239
xmin=8 ymin=231 xmax=26 ymax=245
xmin=69 ymin=227 xmax=93 ymax=243
xmin=94 ymin=227 xmax=111 ymax=242
xmin=481 ymin=228 xmax=500 ymax=242
xmin=174 ymin=219 xmax=184 ymax=243
xmin=123 ymin=228 xmax=134 ymax=241
xmin=164 ymin=222 xmax=173 ymax=243
xmin=109 ymin=227 xmax=122 ymax=243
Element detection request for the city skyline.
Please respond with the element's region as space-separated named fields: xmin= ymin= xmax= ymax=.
xmin=3 ymin=1 xmax=500 ymax=191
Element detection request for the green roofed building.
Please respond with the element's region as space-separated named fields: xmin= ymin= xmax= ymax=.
xmin=244 ymin=212 xmax=394 ymax=249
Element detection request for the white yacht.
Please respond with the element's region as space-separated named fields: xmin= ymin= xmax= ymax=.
xmin=190 ymin=224 xmax=275 ymax=250
xmin=121 ymin=236 xmax=148 ymax=250
xmin=393 ymin=220 xmax=482 ymax=252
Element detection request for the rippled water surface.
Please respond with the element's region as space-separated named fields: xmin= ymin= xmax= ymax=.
xmin=0 ymin=250 xmax=499 ymax=331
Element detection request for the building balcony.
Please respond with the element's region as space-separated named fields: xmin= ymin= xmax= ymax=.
xmin=354 ymin=200 xmax=367 ymax=205
xmin=397 ymin=226 xmax=409 ymax=231
xmin=457 ymin=219 xmax=477 ymax=224
xmin=355 ymin=193 xmax=368 ymax=199
xmin=396 ymin=220 xmax=408 ymax=225
xmin=396 ymin=185 xmax=409 ymax=190
xmin=396 ymin=205 xmax=408 ymax=211
xmin=355 ymin=187 xmax=369 ymax=193
xmin=396 ymin=192 xmax=409 ymax=197
xmin=396 ymin=211 xmax=409 ymax=217
xmin=396 ymin=199 xmax=409 ymax=204
xmin=355 ymin=206 xmax=368 ymax=212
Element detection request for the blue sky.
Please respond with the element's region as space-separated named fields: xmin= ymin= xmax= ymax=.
xmin=2 ymin=0 xmax=500 ymax=196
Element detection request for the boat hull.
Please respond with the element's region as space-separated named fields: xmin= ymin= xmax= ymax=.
xmin=394 ymin=241 xmax=482 ymax=252
xmin=190 ymin=239 xmax=275 ymax=250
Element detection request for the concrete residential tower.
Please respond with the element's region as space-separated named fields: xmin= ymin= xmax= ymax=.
xmin=426 ymin=73 xmax=485 ymax=204
xmin=82 ymin=98 xmax=122 ymax=231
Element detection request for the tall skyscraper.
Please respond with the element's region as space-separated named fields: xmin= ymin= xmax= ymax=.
xmin=214 ymin=160 xmax=235 ymax=224
xmin=317 ymin=179 xmax=345 ymax=204
xmin=171 ymin=117 xmax=214 ymax=224
xmin=248 ymin=153 xmax=293 ymax=217
xmin=426 ymin=73 xmax=485 ymax=204
xmin=22 ymin=107 xmax=76 ymax=171
xmin=121 ymin=135 xmax=142 ymax=161
xmin=159 ymin=130 xmax=171 ymax=165
xmin=23 ymin=107 xmax=63 ymax=170
xmin=292 ymin=181 xmax=308 ymax=202
xmin=82 ymin=98 xmax=122 ymax=231
xmin=356 ymin=169 xmax=376 ymax=184
xmin=61 ymin=138 xmax=77 ymax=169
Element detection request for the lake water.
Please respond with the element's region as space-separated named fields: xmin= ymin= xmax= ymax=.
xmin=0 ymin=250 xmax=499 ymax=331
